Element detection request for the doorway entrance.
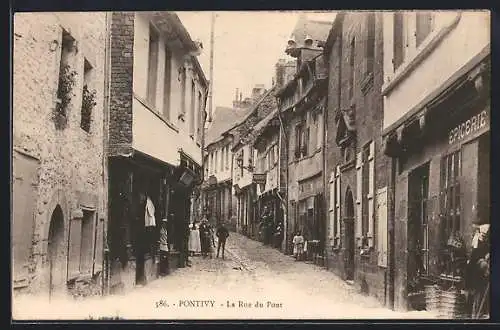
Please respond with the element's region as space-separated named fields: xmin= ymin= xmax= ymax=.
xmin=48 ymin=205 xmax=65 ymax=299
xmin=344 ymin=188 xmax=355 ymax=281
xmin=407 ymin=163 xmax=430 ymax=310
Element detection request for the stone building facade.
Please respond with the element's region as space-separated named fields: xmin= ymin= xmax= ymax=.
xmin=12 ymin=12 xmax=108 ymax=298
xmin=276 ymin=17 xmax=331 ymax=259
xmin=230 ymin=88 xmax=278 ymax=238
xmin=323 ymin=12 xmax=389 ymax=307
xmin=202 ymin=106 xmax=249 ymax=228
xmin=381 ymin=11 xmax=490 ymax=312
xmin=107 ymin=11 xmax=207 ymax=293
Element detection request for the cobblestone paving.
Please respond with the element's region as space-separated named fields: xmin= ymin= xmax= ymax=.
xmin=13 ymin=232 xmax=438 ymax=320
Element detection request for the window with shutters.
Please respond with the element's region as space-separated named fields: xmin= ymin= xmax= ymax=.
xmin=328 ymin=173 xmax=335 ymax=246
xmin=80 ymin=210 xmax=95 ymax=275
xmin=240 ymin=149 xmax=244 ymax=177
xmin=416 ymin=12 xmax=434 ymax=47
xmin=316 ymin=112 xmax=323 ymax=150
xmin=214 ymin=150 xmax=218 ymax=174
xmin=335 ymin=167 xmax=341 ymax=247
xmin=330 ymin=166 xmax=342 ymax=249
xmin=197 ymin=90 xmax=203 ymax=141
xmin=349 ymin=37 xmax=356 ymax=100
xmin=190 ymin=79 xmax=196 ymax=137
xmin=220 ymin=147 xmax=224 ymax=172
xmin=147 ymin=25 xmax=159 ymax=107
xmin=377 ymin=187 xmax=388 ymax=267
xmin=357 ymin=141 xmax=375 ymax=249
xmin=295 ymin=123 xmax=304 ymax=159
xmin=366 ymin=12 xmax=376 ymax=75
xmin=393 ymin=12 xmax=406 ymax=71
xmin=163 ymin=47 xmax=172 ymax=120
xmin=303 ymin=127 xmax=310 ymax=157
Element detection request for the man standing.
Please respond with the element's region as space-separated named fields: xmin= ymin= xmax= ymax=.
xmin=216 ymin=222 xmax=229 ymax=259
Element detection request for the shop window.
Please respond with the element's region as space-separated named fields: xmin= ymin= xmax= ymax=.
xmin=416 ymin=12 xmax=434 ymax=47
xmin=147 ymin=25 xmax=159 ymax=108
xmin=393 ymin=12 xmax=406 ymax=71
xmin=409 ymin=164 xmax=430 ymax=277
xmin=440 ymin=150 xmax=461 ymax=275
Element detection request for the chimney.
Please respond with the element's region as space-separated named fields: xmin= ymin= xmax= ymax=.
xmin=240 ymin=92 xmax=242 ymax=102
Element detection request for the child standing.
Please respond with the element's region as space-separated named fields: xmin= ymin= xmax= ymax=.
xmin=292 ymin=231 xmax=305 ymax=261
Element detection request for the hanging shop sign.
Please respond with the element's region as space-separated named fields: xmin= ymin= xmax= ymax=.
xmin=448 ymin=108 xmax=489 ymax=145
xmin=253 ymin=173 xmax=267 ymax=184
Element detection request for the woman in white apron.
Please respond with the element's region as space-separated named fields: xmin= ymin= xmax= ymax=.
xmin=188 ymin=221 xmax=201 ymax=256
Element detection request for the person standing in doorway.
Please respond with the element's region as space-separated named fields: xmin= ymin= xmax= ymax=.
xmin=216 ymin=221 xmax=229 ymax=259
xmin=159 ymin=218 xmax=169 ymax=276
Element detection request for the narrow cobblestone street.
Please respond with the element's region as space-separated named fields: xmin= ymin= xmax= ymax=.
xmin=13 ymin=232 xmax=437 ymax=320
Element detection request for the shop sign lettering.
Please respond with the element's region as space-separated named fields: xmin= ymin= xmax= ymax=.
xmin=448 ymin=110 xmax=488 ymax=145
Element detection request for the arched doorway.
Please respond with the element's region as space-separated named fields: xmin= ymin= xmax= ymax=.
xmin=344 ymin=188 xmax=355 ymax=281
xmin=47 ymin=205 xmax=65 ymax=299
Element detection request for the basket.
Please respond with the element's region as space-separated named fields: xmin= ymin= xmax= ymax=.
xmin=438 ymin=289 xmax=467 ymax=319
xmin=424 ymin=285 xmax=441 ymax=312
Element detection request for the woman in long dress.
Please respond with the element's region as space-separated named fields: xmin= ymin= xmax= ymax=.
xmin=188 ymin=221 xmax=201 ymax=256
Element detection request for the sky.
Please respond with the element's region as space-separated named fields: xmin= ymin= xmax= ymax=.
xmin=176 ymin=11 xmax=336 ymax=112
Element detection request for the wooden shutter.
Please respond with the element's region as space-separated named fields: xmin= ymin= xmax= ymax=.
xmin=12 ymin=151 xmax=38 ymax=289
xmin=356 ymin=152 xmax=363 ymax=246
xmin=304 ymin=127 xmax=310 ymax=156
xmin=335 ymin=166 xmax=341 ymax=246
xmin=68 ymin=212 xmax=83 ymax=279
xmin=377 ymin=187 xmax=388 ymax=267
xmin=367 ymin=141 xmax=375 ymax=247
xmin=92 ymin=215 xmax=105 ymax=275
xmin=328 ymin=172 xmax=335 ymax=241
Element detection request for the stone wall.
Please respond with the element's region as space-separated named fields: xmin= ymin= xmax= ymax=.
xmin=13 ymin=12 xmax=107 ymax=296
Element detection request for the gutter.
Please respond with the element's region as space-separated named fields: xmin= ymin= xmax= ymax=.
xmin=102 ymin=11 xmax=112 ymax=296
xmin=276 ymin=98 xmax=289 ymax=254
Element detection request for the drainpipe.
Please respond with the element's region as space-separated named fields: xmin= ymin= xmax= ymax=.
xmin=276 ymin=100 xmax=289 ymax=254
xmin=102 ymin=12 xmax=112 ymax=296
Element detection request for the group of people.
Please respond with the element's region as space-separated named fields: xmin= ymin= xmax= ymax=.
xmin=187 ymin=217 xmax=230 ymax=260
xmin=258 ymin=206 xmax=284 ymax=248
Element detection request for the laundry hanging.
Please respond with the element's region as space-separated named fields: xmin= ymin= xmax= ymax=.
xmin=145 ymin=196 xmax=156 ymax=227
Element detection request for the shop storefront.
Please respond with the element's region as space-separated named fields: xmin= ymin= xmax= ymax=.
xmin=257 ymin=188 xmax=284 ymax=248
xmin=295 ymin=174 xmax=325 ymax=262
xmin=384 ymin=55 xmax=490 ymax=316
xmin=108 ymin=151 xmax=201 ymax=293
